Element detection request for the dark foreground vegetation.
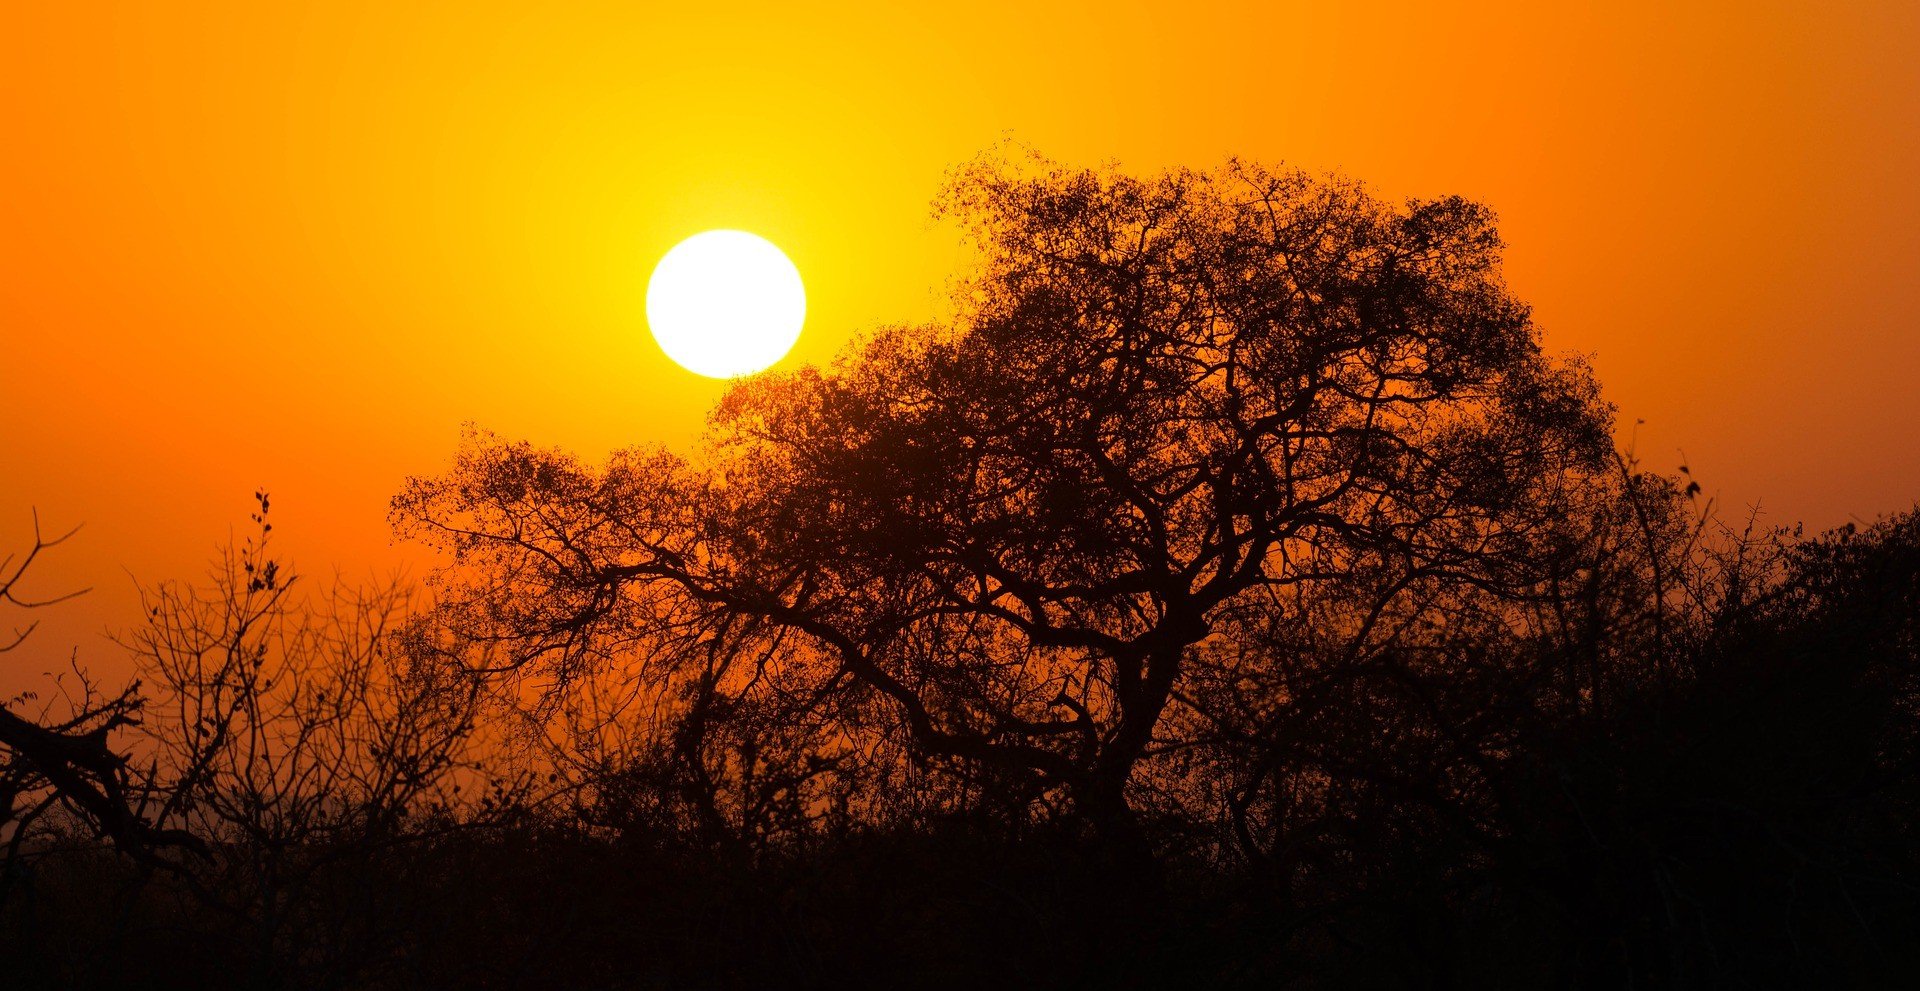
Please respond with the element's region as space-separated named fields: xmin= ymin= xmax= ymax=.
xmin=6 ymin=156 xmax=1919 ymax=988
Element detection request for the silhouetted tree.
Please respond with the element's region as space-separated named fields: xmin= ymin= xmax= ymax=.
xmin=393 ymin=155 xmax=1614 ymax=878
xmin=1 ymin=512 xmax=199 ymax=886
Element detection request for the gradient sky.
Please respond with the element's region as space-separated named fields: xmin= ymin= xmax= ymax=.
xmin=4 ymin=1 xmax=1917 ymax=678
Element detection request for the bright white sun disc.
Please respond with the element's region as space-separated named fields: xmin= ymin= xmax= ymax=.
xmin=646 ymin=230 xmax=806 ymax=378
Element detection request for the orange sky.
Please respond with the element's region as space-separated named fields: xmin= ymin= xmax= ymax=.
xmin=4 ymin=1 xmax=1917 ymax=677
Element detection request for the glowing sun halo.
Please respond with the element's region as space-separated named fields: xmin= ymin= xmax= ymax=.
xmin=646 ymin=230 xmax=806 ymax=378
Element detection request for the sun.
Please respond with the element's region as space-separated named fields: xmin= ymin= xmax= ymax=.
xmin=645 ymin=230 xmax=806 ymax=378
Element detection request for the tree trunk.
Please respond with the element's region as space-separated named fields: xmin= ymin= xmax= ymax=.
xmin=1075 ymin=774 xmax=1162 ymax=895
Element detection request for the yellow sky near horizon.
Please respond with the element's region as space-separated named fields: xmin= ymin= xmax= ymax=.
xmin=4 ymin=1 xmax=1918 ymax=683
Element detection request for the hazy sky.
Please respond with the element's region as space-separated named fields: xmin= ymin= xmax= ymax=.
xmin=4 ymin=1 xmax=1917 ymax=679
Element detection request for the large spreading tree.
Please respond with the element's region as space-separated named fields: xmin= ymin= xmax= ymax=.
xmin=393 ymin=155 xmax=1613 ymax=864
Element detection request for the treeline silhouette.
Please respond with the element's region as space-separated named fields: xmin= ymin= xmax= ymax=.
xmin=4 ymin=156 xmax=1918 ymax=989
